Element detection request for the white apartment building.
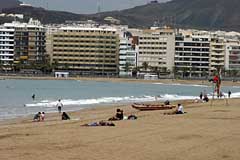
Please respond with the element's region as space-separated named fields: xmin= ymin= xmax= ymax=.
xmin=0 ymin=27 xmax=15 ymax=69
xmin=119 ymin=34 xmax=137 ymax=76
xmin=225 ymin=40 xmax=240 ymax=71
xmin=136 ymin=27 xmax=175 ymax=72
xmin=175 ymin=34 xmax=210 ymax=77
xmin=210 ymin=36 xmax=225 ymax=74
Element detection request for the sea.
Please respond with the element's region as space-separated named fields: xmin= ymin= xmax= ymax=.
xmin=0 ymin=79 xmax=239 ymax=120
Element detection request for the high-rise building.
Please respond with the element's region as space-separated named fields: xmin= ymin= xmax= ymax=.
xmin=3 ymin=19 xmax=46 ymax=67
xmin=51 ymin=26 xmax=119 ymax=76
xmin=175 ymin=33 xmax=210 ymax=77
xmin=210 ymin=36 xmax=225 ymax=74
xmin=0 ymin=27 xmax=15 ymax=70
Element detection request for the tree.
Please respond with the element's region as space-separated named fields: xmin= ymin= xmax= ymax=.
xmin=124 ymin=62 xmax=131 ymax=73
xmin=142 ymin=61 xmax=149 ymax=71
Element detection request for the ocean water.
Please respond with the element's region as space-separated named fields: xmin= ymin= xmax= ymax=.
xmin=0 ymin=79 xmax=239 ymax=120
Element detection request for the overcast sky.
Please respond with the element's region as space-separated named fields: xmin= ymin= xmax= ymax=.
xmin=21 ymin=0 xmax=169 ymax=14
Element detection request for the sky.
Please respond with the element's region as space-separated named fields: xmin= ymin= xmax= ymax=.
xmin=21 ymin=0 xmax=169 ymax=14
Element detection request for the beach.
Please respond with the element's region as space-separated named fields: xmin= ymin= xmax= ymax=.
xmin=0 ymin=98 xmax=240 ymax=160
xmin=1 ymin=75 xmax=240 ymax=86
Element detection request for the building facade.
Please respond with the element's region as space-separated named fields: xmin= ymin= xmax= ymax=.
xmin=119 ymin=33 xmax=137 ymax=76
xmin=225 ymin=40 xmax=240 ymax=71
xmin=1 ymin=20 xmax=46 ymax=68
xmin=210 ymin=36 xmax=225 ymax=74
xmin=137 ymin=27 xmax=175 ymax=72
xmin=51 ymin=27 xmax=119 ymax=76
xmin=0 ymin=27 xmax=15 ymax=70
xmin=175 ymin=34 xmax=210 ymax=77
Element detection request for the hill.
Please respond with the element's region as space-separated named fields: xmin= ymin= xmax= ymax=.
xmin=2 ymin=6 xmax=87 ymax=24
xmin=1 ymin=0 xmax=240 ymax=31
xmin=91 ymin=0 xmax=240 ymax=31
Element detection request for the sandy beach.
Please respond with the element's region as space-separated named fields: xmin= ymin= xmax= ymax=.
xmin=0 ymin=98 xmax=240 ymax=160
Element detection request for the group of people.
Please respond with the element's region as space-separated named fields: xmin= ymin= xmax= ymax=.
xmin=108 ymin=108 xmax=138 ymax=121
xmin=33 ymin=99 xmax=71 ymax=122
xmin=33 ymin=112 xmax=45 ymax=122
xmin=199 ymin=90 xmax=232 ymax=102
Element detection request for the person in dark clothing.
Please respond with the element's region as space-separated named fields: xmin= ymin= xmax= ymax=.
xmin=199 ymin=92 xmax=203 ymax=100
xmin=108 ymin=109 xmax=124 ymax=121
xmin=62 ymin=112 xmax=70 ymax=120
xmin=116 ymin=109 xmax=124 ymax=120
xmin=228 ymin=90 xmax=232 ymax=98
xmin=164 ymin=100 xmax=170 ymax=105
xmin=32 ymin=94 xmax=35 ymax=100
xmin=33 ymin=112 xmax=41 ymax=122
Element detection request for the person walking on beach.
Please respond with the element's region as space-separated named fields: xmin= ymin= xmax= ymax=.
xmin=228 ymin=90 xmax=232 ymax=98
xmin=199 ymin=92 xmax=203 ymax=100
xmin=56 ymin=99 xmax=63 ymax=113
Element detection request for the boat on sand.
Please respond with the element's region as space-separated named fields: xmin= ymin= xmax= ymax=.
xmin=132 ymin=103 xmax=176 ymax=111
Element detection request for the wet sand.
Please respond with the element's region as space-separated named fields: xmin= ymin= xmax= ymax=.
xmin=0 ymin=98 xmax=240 ymax=160
xmin=1 ymin=75 xmax=240 ymax=86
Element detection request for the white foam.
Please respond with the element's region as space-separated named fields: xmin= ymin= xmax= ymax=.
xmin=24 ymin=94 xmax=199 ymax=108
xmin=153 ymin=83 xmax=208 ymax=87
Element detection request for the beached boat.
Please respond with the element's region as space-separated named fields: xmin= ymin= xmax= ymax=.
xmin=132 ymin=103 xmax=176 ymax=111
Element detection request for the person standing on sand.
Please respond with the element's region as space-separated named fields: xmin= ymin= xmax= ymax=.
xmin=199 ymin=92 xmax=203 ymax=100
xmin=56 ymin=99 xmax=63 ymax=113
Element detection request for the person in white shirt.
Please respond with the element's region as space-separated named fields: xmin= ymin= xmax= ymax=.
xmin=56 ymin=99 xmax=63 ymax=113
xmin=176 ymin=104 xmax=184 ymax=114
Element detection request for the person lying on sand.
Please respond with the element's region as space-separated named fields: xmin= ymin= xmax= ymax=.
xmin=81 ymin=120 xmax=115 ymax=127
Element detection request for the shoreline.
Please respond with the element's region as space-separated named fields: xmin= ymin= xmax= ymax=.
xmin=1 ymin=75 xmax=240 ymax=86
xmin=0 ymin=97 xmax=230 ymax=125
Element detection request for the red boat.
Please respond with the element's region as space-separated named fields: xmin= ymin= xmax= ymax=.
xmin=132 ymin=103 xmax=176 ymax=111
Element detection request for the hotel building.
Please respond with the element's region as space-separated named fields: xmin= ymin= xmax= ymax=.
xmin=136 ymin=27 xmax=175 ymax=72
xmin=51 ymin=27 xmax=119 ymax=76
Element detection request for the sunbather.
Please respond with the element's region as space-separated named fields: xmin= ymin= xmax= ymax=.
xmin=81 ymin=120 xmax=115 ymax=127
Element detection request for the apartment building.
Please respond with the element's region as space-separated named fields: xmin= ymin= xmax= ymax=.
xmin=0 ymin=27 xmax=15 ymax=70
xmin=3 ymin=19 xmax=46 ymax=66
xmin=51 ymin=27 xmax=119 ymax=76
xmin=225 ymin=40 xmax=240 ymax=71
xmin=210 ymin=36 xmax=225 ymax=74
xmin=136 ymin=27 xmax=175 ymax=72
xmin=175 ymin=34 xmax=210 ymax=77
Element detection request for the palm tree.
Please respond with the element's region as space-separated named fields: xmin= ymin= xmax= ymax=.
xmin=142 ymin=61 xmax=149 ymax=72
